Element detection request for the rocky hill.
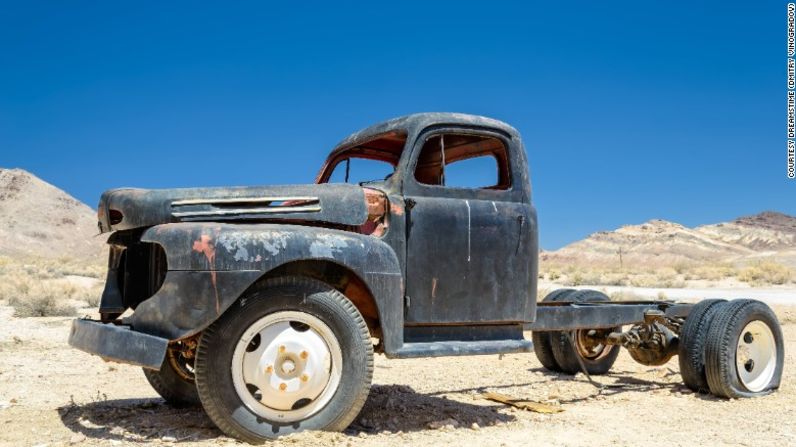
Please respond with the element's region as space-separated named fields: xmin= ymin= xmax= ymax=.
xmin=542 ymin=212 xmax=796 ymax=268
xmin=0 ymin=168 xmax=105 ymax=260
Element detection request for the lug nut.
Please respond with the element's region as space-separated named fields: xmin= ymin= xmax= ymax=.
xmin=300 ymin=374 xmax=309 ymax=382
xmin=265 ymin=365 xmax=273 ymax=374
xmin=300 ymin=351 xmax=308 ymax=359
xmin=279 ymin=383 xmax=287 ymax=391
xmin=279 ymin=345 xmax=286 ymax=353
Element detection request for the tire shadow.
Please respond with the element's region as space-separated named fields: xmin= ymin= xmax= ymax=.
xmin=57 ymin=385 xmax=515 ymax=442
xmin=57 ymin=398 xmax=220 ymax=443
xmin=348 ymin=384 xmax=515 ymax=434
xmin=527 ymin=367 xmax=722 ymax=402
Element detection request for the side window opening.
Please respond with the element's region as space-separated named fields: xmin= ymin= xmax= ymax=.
xmin=414 ymin=134 xmax=511 ymax=190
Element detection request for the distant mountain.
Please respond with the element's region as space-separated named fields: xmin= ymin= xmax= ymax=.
xmin=0 ymin=168 xmax=105 ymax=259
xmin=542 ymin=212 xmax=796 ymax=268
xmin=3 ymin=167 xmax=795 ymax=269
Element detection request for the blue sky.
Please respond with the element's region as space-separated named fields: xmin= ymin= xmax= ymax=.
xmin=0 ymin=2 xmax=788 ymax=249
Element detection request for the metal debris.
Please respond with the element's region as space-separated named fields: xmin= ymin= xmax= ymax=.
xmin=481 ymin=392 xmax=564 ymax=414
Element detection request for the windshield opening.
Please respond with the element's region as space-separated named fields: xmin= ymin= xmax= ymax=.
xmin=317 ymin=131 xmax=407 ymax=185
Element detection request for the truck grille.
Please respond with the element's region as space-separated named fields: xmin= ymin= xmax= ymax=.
xmin=117 ymin=242 xmax=167 ymax=310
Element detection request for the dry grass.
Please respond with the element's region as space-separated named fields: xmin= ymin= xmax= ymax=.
xmin=627 ymin=268 xmax=686 ymax=288
xmin=683 ymin=263 xmax=738 ymax=281
xmin=541 ymin=259 xmax=795 ymax=288
xmin=0 ymin=256 xmax=104 ymax=279
xmin=7 ymin=289 xmax=76 ymax=317
xmin=0 ymin=256 xmax=104 ymax=317
xmin=608 ymin=290 xmax=647 ymax=301
xmin=738 ymin=261 xmax=792 ymax=286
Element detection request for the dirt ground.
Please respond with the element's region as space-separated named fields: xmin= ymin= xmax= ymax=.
xmin=1 ymin=305 xmax=795 ymax=447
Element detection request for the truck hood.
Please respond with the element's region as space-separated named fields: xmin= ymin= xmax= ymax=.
xmin=97 ymin=183 xmax=371 ymax=233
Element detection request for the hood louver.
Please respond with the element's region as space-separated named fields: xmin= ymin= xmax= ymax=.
xmin=170 ymin=196 xmax=321 ymax=219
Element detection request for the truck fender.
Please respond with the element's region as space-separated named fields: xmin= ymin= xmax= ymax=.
xmin=127 ymin=222 xmax=404 ymax=353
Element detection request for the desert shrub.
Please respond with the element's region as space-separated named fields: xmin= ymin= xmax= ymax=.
xmin=0 ymin=276 xmax=33 ymax=302
xmin=0 ymin=256 xmax=104 ymax=280
xmin=71 ymin=285 xmax=103 ymax=307
xmin=548 ymin=269 xmax=561 ymax=281
xmin=8 ymin=284 xmax=76 ymax=317
xmin=0 ymin=255 xmax=105 ymax=313
xmin=628 ymin=274 xmax=656 ymax=288
xmin=560 ymin=272 xmax=581 ymax=286
xmin=685 ymin=263 xmax=738 ymax=281
xmin=628 ymin=268 xmax=685 ymax=288
xmin=609 ymin=291 xmax=645 ymax=301
xmin=559 ymin=269 xmax=602 ymax=286
xmin=672 ymin=262 xmax=692 ymax=275
xmin=56 ymin=261 xmax=105 ymax=279
xmin=739 ymin=262 xmax=792 ymax=286
xmin=597 ymin=272 xmax=627 ymax=286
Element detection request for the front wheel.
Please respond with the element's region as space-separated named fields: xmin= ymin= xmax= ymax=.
xmin=194 ymin=276 xmax=373 ymax=443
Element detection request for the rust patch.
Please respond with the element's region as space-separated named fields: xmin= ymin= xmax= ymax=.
xmin=343 ymin=276 xmax=379 ymax=321
xmin=363 ymin=188 xmax=387 ymax=218
xmin=390 ymin=202 xmax=404 ymax=216
xmin=192 ymin=234 xmax=216 ymax=265
xmin=192 ymin=233 xmax=220 ymax=314
xmin=361 ymin=188 xmax=389 ymax=236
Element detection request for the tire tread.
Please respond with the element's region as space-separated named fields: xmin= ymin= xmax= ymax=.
xmin=549 ymin=290 xmax=620 ymax=375
xmin=194 ymin=275 xmax=373 ymax=443
xmin=532 ymin=288 xmax=576 ymax=372
xmin=677 ymin=299 xmax=726 ymax=392
xmin=704 ymin=299 xmax=783 ymax=398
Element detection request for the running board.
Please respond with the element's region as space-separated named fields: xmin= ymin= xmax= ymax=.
xmin=390 ymin=339 xmax=533 ymax=359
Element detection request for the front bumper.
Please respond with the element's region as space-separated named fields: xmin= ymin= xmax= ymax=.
xmin=68 ymin=319 xmax=168 ymax=370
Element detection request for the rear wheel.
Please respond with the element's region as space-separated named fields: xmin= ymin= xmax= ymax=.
xmin=532 ymin=288 xmax=576 ymax=372
xmin=143 ymin=343 xmax=200 ymax=407
xmin=194 ymin=276 xmax=373 ymax=443
xmin=705 ymin=300 xmax=784 ymax=398
xmin=549 ymin=290 xmax=621 ymax=375
xmin=678 ymin=299 xmax=726 ymax=392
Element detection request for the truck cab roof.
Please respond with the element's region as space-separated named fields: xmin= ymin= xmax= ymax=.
xmin=332 ymin=112 xmax=521 ymax=155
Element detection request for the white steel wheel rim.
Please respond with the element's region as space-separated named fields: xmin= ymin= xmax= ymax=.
xmin=735 ymin=320 xmax=777 ymax=392
xmin=231 ymin=311 xmax=343 ymax=423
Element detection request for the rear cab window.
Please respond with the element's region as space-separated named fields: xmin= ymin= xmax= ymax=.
xmin=414 ymin=134 xmax=511 ymax=190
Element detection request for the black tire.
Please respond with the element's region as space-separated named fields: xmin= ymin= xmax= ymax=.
xmin=143 ymin=353 xmax=201 ymax=407
xmin=550 ymin=290 xmax=621 ymax=375
xmin=705 ymin=300 xmax=784 ymax=398
xmin=532 ymin=288 xmax=576 ymax=372
xmin=677 ymin=299 xmax=726 ymax=392
xmin=194 ymin=276 xmax=373 ymax=443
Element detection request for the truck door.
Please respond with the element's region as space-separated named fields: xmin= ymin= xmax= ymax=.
xmin=403 ymin=129 xmax=535 ymax=325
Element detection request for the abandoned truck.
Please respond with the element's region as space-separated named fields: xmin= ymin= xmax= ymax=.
xmin=70 ymin=113 xmax=784 ymax=443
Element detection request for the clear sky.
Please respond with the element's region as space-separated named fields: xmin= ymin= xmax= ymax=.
xmin=0 ymin=2 xmax=789 ymax=249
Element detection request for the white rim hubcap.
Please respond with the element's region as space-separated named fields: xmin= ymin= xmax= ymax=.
xmin=735 ymin=320 xmax=777 ymax=392
xmin=232 ymin=311 xmax=342 ymax=422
